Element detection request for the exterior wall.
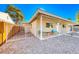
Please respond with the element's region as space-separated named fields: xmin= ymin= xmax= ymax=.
xmin=30 ymin=15 xmax=40 ymax=37
xmin=36 ymin=15 xmax=41 ymax=37
xmin=30 ymin=19 xmax=37 ymax=36
xmin=42 ymin=15 xmax=56 ymax=32
xmin=42 ymin=14 xmax=74 ymax=33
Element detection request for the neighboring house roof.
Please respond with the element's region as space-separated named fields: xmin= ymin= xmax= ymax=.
xmin=29 ymin=8 xmax=76 ymax=24
xmin=0 ymin=12 xmax=15 ymax=24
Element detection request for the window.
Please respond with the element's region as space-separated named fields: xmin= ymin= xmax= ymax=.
xmin=46 ymin=23 xmax=53 ymax=28
xmin=46 ymin=23 xmax=51 ymax=28
xmin=62 ymin=24 xmax=66 ymax=28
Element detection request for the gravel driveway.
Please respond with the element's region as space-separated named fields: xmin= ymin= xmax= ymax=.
xmin=0 ymin=32 xmax=79 ymax=54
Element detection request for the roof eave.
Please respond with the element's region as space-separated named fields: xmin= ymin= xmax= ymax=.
xmin=29 ymin=9 xmax=76 ymax=24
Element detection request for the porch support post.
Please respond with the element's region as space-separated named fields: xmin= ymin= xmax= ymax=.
xmin=40 ymin=15 xmax=43 ymax=40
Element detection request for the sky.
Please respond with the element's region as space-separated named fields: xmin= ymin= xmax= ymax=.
xmin=0 ymin=4 xmax=79 ymax=22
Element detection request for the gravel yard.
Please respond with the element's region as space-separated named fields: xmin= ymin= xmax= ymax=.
xmin=0 ymin=32 xmax=79 ymax=54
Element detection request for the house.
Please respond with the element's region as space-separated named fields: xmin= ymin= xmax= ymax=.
xmin=0 ymin=12 xmax=23 ymax=45
xmin=22 ymin=23 xmax=31 ymax=33
xmin=29 ymin=9 xmax=76 ymax=40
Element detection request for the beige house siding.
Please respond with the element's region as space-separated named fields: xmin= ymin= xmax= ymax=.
xmin=31 ymin=19 xmax=37 ymax=36
xmin=41 ymin=14 xmax=74 ymax=33
xmin=30 ymin=15 xmax=41 ymax=37
xmin=42 ymin=15 xmax=56 ymax=32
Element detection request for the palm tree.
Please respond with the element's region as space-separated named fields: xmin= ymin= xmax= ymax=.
xmin=6 ymin=5 xmax=24 ymax=24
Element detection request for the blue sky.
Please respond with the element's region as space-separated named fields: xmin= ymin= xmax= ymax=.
xmin=0 ymin=4 xmax=79 ymax=22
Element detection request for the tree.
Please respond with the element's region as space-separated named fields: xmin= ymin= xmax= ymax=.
xmin=6 ymin=5 xmax=24 ymax=24
xmin=76 ymin=11 xmax=79 ymax=24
